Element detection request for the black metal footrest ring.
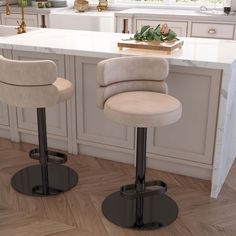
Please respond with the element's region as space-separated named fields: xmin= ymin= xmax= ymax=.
xmin=29 ymin=148 xmax=67 ymax=164
xmin=120 ymin=180 xmax=167 ymax=199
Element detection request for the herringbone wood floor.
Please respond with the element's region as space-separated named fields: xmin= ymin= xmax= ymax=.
xmin=1 ymin=138 xmax=236 ymax=236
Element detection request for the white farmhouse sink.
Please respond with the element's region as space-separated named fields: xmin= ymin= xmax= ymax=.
xmin=50 ymin=8 xmax=115 ymax=32
xmin=0 ymin=25 xmax=38 ymax=37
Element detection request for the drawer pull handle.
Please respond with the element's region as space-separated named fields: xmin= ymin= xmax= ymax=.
xmin=208 ymin=28 xmax=216 ymax=34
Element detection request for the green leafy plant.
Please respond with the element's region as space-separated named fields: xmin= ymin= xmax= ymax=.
xmin=132 ymin=24 xmax=178 ymax=42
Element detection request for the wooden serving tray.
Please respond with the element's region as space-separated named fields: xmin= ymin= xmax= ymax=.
xmin=118 ymin=39 xmax=184 ymax=54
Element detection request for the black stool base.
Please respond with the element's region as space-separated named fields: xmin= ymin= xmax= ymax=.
xmin=11 ymin=164 xmax=78 ymax=196
xmin=102 ymin=191 xmax=178 ymax=230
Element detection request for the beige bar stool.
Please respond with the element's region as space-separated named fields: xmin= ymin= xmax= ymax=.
xmin=97 ymin=56 xmax=182 ymax=230
xmin=0 ymin=55 xmax=78 ymax=196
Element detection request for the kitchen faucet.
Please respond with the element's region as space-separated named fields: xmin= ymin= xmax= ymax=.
xmin=6 ymin=0 xmax=26 ymax=34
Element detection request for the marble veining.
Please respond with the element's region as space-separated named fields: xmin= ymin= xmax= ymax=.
xmin=0 ymin=26 xmax=235 ymax=70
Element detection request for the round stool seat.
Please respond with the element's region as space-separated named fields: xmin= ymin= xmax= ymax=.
xmin=53 ymin=78 xmax=74 ymax=103
xmin=104 ymin=91 xmax=182 ymax=128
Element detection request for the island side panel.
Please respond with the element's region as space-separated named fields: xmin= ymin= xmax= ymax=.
xmin=211 ymin=63 xmax=236 ymax=198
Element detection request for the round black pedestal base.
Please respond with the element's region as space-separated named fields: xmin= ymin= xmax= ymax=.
xmin=102 ymin=191 xmax=178 ymax=230
xmin=11 ymin=164 xmax=78 ymax=196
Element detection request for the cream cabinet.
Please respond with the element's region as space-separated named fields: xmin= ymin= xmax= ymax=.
xmin=1 ymin=13 xmax=38 ymax=27
xmin=147 ymin=66 xmax=221 ymax=165
xmin=136 ymin=19 xmax=188 ymax=37
xmin=0 ymin=48 xmax=227 ymax=182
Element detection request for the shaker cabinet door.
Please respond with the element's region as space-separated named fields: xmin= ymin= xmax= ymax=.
xmin=75 ymin=57 xmax=135 ymax=150
xmin=147 ymin=66 xmax=221 ymax=165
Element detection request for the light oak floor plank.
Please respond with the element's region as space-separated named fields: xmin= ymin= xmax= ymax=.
xmin=0 ymin=138 xmax=236 ymax=236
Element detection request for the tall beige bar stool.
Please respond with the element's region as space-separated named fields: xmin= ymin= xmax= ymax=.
xmin=97 ymin=56 xmax=182 ymax=230
xmin=0 ymin=55 xmax=78 ymax=196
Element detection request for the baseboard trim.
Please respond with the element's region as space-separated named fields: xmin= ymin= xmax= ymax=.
xmin=78 ymin=143 xmax=212 ymax=180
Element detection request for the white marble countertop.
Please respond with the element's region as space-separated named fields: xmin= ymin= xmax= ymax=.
xmin=0 ymin=26 xmax=236 ymax=70
xmin=115 ymin=8 xmax=236 ymax=22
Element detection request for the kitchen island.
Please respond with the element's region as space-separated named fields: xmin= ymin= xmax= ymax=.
xmin=0 ymin=25 xmax=236 ymax=198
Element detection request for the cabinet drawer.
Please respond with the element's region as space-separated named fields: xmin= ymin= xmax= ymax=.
xmin=136 ymin=19 xmax=188 ymax=36
xmin=191 ymin=22 xmax=235 ymax=39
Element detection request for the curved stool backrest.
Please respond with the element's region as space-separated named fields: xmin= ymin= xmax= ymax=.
xmin=97 ymin=56 xmax=169 ymax=108
xmin=0 ymin=55 xmax=59 ymax=108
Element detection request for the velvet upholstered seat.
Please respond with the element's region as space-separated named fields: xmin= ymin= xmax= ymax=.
xmin=104 ymin=91 xmax=181 ymax=128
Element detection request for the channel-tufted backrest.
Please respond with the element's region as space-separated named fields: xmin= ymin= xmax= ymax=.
xmin=0 ymin=55 xmax=60 ymax=108
xmin=97 ymin=56 xmax=169 ymax=108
